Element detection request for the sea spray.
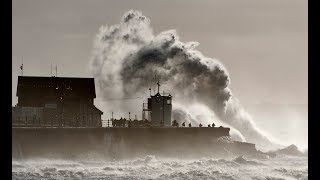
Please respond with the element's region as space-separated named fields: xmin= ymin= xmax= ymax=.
xmin=90 ymin=10 xmax=279 ymax=151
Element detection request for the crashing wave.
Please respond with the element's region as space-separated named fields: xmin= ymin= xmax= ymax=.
xmin=12 ymin=155 xmax=307 ymax=180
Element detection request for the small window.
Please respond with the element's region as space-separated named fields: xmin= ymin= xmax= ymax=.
xmin=167 ymin=98 xmax=171 ymax=105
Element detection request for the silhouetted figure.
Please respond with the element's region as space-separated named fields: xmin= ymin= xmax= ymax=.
xmin=199 ymin=123 xmax=202 ymax=127
xmin=172 ymin=120 xmax=179 ymax=127
xmin=212 ymin=123 xmax=215 ymax=127
xmin=188 ymin=123 xmax=191 ymax=127
xmin=182 ymin=122 xmax=185 ymax=127
xmin=208 ymin=124 xmax=211 ymax=127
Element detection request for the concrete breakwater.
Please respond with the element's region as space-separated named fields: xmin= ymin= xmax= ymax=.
xmin=12 ymin=127 xmax=256 ymax=160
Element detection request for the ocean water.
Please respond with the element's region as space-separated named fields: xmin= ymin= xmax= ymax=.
xmin=12 ymin=155 xmax=307 ymax=180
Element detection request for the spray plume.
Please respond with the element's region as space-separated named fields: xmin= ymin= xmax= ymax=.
xmin=90 ymin=10 xmax=280 ymax=151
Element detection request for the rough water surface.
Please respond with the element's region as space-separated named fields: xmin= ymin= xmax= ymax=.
xmin=12 ymin=155 xmax=307 ymax=180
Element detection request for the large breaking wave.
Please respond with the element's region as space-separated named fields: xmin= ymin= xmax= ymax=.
xmin=89 ymin=10 xmax=280 ymax=151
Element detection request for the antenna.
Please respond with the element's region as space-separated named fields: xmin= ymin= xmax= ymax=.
xmin=51 ymin=64 xmax=52 ymax=77
xmin=55 ymin=65 xmax=58 ymax=77
xmin=20 ymin=56 xmax=23 ymax=76
xmin=142 ymin=103 xmax=145 ymax=120
xmin=153 ymin=73 xmax=158 ymax=95
xmin=157 ymin=76 xmax=160 ymax=94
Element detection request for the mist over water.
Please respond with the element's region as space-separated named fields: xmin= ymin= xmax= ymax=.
xmin=90 ymin=10 xmax=280 ymax=151
xmin=245 ymin=103 xmax=308 ymax=152
xmin=12 ymin=156 xmax=308 ymax=180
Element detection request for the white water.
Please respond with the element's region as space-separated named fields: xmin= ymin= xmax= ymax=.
xmin=12 ymin=155 xmax=307 ymax=180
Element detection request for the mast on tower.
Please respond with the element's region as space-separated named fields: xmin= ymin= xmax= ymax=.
xmin=157 ymin=78 xmax=160 ymax=94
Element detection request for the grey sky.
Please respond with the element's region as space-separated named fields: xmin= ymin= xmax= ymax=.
xmin=12 ymin=0 xmax=307 ymax=149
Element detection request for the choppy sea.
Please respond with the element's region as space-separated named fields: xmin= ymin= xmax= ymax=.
xmin=12 ymin=155 xmax=307 ymax=180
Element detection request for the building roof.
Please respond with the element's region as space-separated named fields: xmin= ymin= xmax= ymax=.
xmin=89 ymin=105 xmax=104 ymax=114
xmin=16 ymin=76 xmax=96 ymax=98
